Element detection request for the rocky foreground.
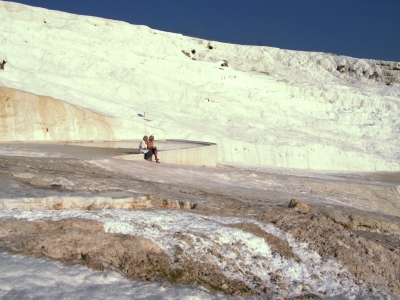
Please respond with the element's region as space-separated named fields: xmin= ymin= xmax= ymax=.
xmin=0 ymin=144 xmax=399 ymax=299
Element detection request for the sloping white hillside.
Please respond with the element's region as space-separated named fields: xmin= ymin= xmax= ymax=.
xmin=0 ymin=1 xmax=399 ymax=171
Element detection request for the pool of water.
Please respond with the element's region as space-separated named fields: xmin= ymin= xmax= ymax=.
xmin=68 ymin=140 xmax=206 ymax=151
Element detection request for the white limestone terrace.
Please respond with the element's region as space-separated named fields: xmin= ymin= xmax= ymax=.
xmin=0 ymin=143 xmax=399 ymax=299
xmin=109 ymin=140 xmax=219 ymax=166
xmin=0 ymin=1 xmax=400 ymax=171
xmin=68 ymin=140 xmax=205 ymax=151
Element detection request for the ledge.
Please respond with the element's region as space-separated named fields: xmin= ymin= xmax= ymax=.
xmin=114 ymin=139 xmax=218 ymax=167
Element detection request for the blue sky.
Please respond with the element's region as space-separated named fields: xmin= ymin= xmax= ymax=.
xmin=9 ymin=0 xmax=400 ymax=62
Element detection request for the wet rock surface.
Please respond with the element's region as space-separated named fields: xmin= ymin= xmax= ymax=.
xmin=0 ymin=145 xmax=399 ymax=298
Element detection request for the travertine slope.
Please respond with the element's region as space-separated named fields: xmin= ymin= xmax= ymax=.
xmin=0 ymin=2 xmax=399 ymax=171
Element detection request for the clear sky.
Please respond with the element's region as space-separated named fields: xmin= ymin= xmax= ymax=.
xmin=7 ymin=0 xmax=400 ymax=62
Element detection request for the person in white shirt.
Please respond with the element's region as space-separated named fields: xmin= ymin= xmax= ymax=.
xmin=139 ymin=135 xmax=153 ymax=161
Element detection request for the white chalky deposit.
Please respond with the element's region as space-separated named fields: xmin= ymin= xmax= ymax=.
xmin=0 ymin=251 xmax=235 ymax=300
xmin=0 ymin=209 xmax=371 ymax=298
xmin=0 ymin=2 xmax=399 ymax=171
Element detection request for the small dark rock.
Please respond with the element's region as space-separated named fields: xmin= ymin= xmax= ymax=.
xmin=181 ymin=50 xmax=190 ymax=57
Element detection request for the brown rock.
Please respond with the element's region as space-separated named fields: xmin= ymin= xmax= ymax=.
xmin=288 ymin=199 xmax=310 ymax=212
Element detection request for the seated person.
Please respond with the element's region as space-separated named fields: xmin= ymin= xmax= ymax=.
xmin=147 ymin=135 xmax=160 ymax=163
xmin=139 ymin=135 xmax=153 ymax=161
